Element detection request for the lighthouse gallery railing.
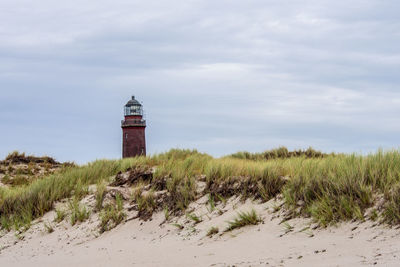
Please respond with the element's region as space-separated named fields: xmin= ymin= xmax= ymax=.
xmin=121 ymin=119 xmax=146 ymax=127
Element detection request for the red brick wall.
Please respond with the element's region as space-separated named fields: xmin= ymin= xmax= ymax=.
xmin=122 ymin=126 xmax=146 ymax=158
xmin=124 ymin=115 xmax=143 ymax=120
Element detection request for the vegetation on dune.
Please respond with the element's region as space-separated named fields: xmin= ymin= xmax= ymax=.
xmin=0 ymin=151 xmax=75 ymax=187
xmin=134 ymin=189 xmax=157 ymax=219
xmin=206 ymin=226 xmax=219 ymax=237
xmin=99 ymin=193 xmax=126 ymax=233
xmin=225 ymin=209 xmax=261 ymax=232
xmin=2 ymin=147 xmax=400 ymax=232
xmin=95 ymin=181 xmax=107 ymax=211
xmin=54 ymin=208 xmax=67 ymax=223
xmin=2 ymin=151 xmax=60 ymax=165
xmin=228 ymin=146 xmax=332 ymax=161
xmin=69 ymin=198 xmax=90 ymax=225
xmin=0 ymin=156 xmax=150 ymax=230
xmin=187 ymin=213 xmax=202 ymax=224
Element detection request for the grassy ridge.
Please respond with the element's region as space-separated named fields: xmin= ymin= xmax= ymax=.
xmin=1 ymin=148 xmax=400 ymax=231
xmin=228 ymin=146 xmax=332 ymax=161
xmin=0 ymin=157 xmax=151 ymax=230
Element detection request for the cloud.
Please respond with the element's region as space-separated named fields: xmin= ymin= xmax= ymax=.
xmin=0 ymin=0 xmax=399 ymax=162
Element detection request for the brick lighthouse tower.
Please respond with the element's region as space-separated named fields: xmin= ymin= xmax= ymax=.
xmin=121 ymin=96 xmax=146 ymax=158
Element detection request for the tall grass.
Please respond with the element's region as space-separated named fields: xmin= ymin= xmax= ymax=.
xmin=228 ymin=146 xmax=331 ymax=161
xmin=99 ymin=193 xmax=126 ymax=233
xmin=2 ymin=148 xmax=400 ymax=230
xmin=0 ymin=157 xmax=151 ymax=230
xmin=69 ymin=198 xmax=90 ymax=225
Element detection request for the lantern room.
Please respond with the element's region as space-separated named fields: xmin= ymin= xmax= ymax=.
xmin=124 ymin=96 xmax=143 ymax=116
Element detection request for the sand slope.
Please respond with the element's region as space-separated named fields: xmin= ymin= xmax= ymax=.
xmin=1 ymin=196 xmax=399 ymax=266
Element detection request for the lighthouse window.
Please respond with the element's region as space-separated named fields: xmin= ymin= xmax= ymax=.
xmin=131 ymin=106 xmax=142 ymax=115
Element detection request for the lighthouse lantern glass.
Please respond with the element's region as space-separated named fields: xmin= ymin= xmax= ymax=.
xmin=125 ymin=104 xmax=143 ymax=116
xmin=131 ymin=105 xmax=142 ymax=115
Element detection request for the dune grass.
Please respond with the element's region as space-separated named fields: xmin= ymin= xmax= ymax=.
xmin=99 ymin=193 xmax=126 ymax=233
xmin=2 ymin=148 xmax=400 ymax=231
xmin=69 ymin=198 xmax=90 ymax=226
xmin=95 ymin=181 xmax=107 ymax=211
xmin=0 ymin=157 xmax=151 ymax=230
xmin=206 ymin=226 xmax=219 ymax=237
xmin=228 ymin=146 xmax=331 ymax=161
xmin=54 ymin=208 xmax=67 ymax=223
xmin=187 ymin=213 xmax=202 ymax=224
xmin=225 ymin=209 xmax=261 ymax=232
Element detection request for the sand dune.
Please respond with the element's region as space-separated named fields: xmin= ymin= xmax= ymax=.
xmin=1 ymin=195 xmax=399 ymax=267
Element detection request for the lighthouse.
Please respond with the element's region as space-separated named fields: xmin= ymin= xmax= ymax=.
xmin=121 ymin=96 xmax=146 ymax=158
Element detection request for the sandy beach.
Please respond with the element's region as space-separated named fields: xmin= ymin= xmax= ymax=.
xmin=1 ymin=195 xmax=399 ymax=267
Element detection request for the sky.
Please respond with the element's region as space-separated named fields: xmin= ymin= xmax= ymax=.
xmin=0 ymin=0 xmax=399 ymax=163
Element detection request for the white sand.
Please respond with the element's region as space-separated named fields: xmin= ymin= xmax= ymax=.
xmin=1 ymin=196 xmax=399 ymax=266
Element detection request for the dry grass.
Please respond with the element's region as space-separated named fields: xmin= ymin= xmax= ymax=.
xmin=206 ymin=226 xmax=219 ymax=237
xmin=0 ymin=151 xmax=72 ymax=187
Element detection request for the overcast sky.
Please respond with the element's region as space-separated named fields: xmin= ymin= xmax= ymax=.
xmin=0 ymin=0 xmax=399 ymax=163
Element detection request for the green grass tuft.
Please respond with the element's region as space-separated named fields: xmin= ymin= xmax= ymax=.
xmin=69 ymin=199 xmax=90 ymax=226
xmin=187 ymin=213 xmax=202 ymax=224
xmin=44 ymin=222 xmax=54 ymax=233
xmin=99 ymin=193 xmax=126 ymax=233
xmin=95 ymin=181 xmax=107 ymax=211
xmin=225 ymin=209 xmax=261 ymax=232
xmin=54 ymin=208 xmax=66 ymax=223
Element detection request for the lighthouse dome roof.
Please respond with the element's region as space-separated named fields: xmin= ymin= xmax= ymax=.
xmin=125 ymin=96 xmax=142 ymax=107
